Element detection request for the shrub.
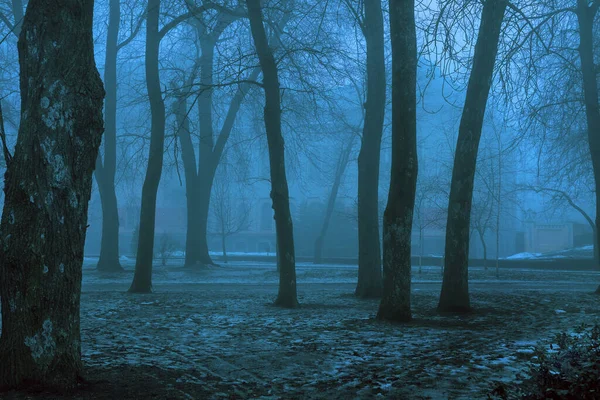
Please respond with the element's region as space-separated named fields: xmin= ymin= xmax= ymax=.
xmin=490 ymin=324 xmax=600 ymax=399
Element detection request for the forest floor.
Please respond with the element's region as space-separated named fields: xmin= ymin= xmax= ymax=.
xmin=3 ymin=260 xmax=600 ymax=399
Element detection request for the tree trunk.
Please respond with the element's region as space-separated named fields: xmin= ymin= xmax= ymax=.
xmin=193 ymin=168 xmax=217 ymax=266
xmin=129 ymin=0 xmax=165 ymax=293
xmin=314 ymin=139 xmax=353 ymax=263
xmin=247 ymin=0 xmax=297 ymax=308
xmin=355 ymin=0 xmax=386 ymax=299
xmin=419 ymin=225 xmax=424 ymax=274
xmin=478 ymin=228 xmax=487 ymax=270
xmin=96 ymin=0 xmax=122 ymax=272
xmin=192 ymin=32 xmax=218 ymax=267
xmin=575 ymin=1 xmax=600 ymax=289
xmin=221 ymin=232 xmax=228 ymax=263
xmin=182 ymin=22 xmax=262 ymax=268
xmin=376 ymin=0 xmax=418 ymax=323
xmin=438 ymin=0 xmax=506 ymax=313
xmin=0 ymin=0 xmax=104 ymax=389
xmin=174 ymin=89 xmax=208 ymax=268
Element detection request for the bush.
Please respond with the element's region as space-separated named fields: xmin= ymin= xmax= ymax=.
xmin=491 ymin=324 xmax=600 ymax=399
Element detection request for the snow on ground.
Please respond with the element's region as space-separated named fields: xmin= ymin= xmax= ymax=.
xmin=505 ymin=252 xmax=542 ymax=260
xmin=4 ymin=260 xmax=600 ymax=399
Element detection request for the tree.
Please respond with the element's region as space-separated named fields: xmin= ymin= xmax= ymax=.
xmin=178 ymin=6 xmax=290 ymax=269
xmin=574 ymin=0 xmax=600 ymax=292
xmin=471 ymin=159 xmax=496 ymax=271
xmin=246 ymin=0 xmax=298 ymax=308
xmin=210 ymin=162 xmax=251 ymax=263
xmin=95 ymin=0 xmax=123 ymax=272
xmin=314 ymin=135 xmax=355 ymax=263
xmin=413 ymin=173 xmax=447 ymax=274
xmin=354 ymin=0 xmax=386 ymax=299
xmin=129 ymin=0 xmax=165 ymax=293
xmin=0 ymin=0 xmax=104 ymax=389
xmin=377 ymin=0 xmax=418 ymax=323
xmin=438 ymin=0 xmax=508 ymax=313
xmin=181 ymin=11 xmax=241 ymax=268
xmin=156 ymin=232 xmax=176 ymax=266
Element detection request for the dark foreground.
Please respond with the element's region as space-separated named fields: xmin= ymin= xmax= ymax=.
xmin=2 ymin=261 xmax=600 ymax=399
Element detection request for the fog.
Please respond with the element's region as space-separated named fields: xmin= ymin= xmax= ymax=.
xmin=0 ymin=0 xmax=599 ymax=398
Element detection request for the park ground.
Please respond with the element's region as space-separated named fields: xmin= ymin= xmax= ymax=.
xmin=3 ymin=259 xmax=600 ymax=399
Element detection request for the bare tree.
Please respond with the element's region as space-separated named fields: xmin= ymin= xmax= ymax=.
xmin=353 ymin=0 xmax=386 ymax=299
xmin=246 ymin=0 xmax=297 ymax=307
xmin=95 ymin=0 xmax=123 ymax=272
xmin=437 ymin=0 xmax=508 ymax=313
xmin=129 ymin=0 xmax=165 ymax=293
xmin=377 ymin=0 xmax=418 ymax=323
xmin=211 ymin=164 xmax=251 ymax=263
xmin=0 ymin=0 xmax=104 ymax=388
xmin=314 ymin=134 xmax=355 ymax=263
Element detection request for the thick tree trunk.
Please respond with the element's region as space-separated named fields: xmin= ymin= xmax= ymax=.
xmin=247 ymin=0 xmax=297 ymax=308
xmin=376 ymin=0 xmax=418 ymax=323
xmin=314 ymin=139 xmax=353 ymax=263
xmin=438 ymin=0 xmax=506 ymax=313
xmin=0 ymin=0 xmax=104 ymax=389
xmin=96 ymin=175 xmax=122 ymax=271
xmin=174 ymin=89 xmax=208 ymax=268
xmin=355 ymin=0 xmax=386 ymax=299
xmin=575 ymin=1 xmax=600 ymax=291
xmin=96 ymin=0 xmax=122 ymax=272
xmin=193 ymin=169 xmax=217 ymax=266
xmin=129 ymin=0 xmax=165 ymax=293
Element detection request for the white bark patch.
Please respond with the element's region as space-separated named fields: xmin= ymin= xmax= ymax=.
xmin=41 ymin=82 xmax=73 ymax=133
xmin=43 ymin=265 xmax=48 ymax=274
xmin=59 ymin=263 xmax=65 ymax=273
xmin=29 ymin=195 xmax=35 ymax=203
xmin=24 ymin=319 xmax=56 ymax=365
xmin=40 ymin=138 xmax=69 ymax=188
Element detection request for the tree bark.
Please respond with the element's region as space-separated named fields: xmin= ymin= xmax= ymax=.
xmin=96 ymin=0 xmax=123 ymax=272
xmin=247 ymin=0 xmax=297 ymax=308
xmin=376 ymin=0 xmax=418 ymax=323
xmin=0 ymin=0 xmax=104 ymax=389
xmin=129 ymin=0 xmax=165 ymax=293
xmin=314 ymin=138 xmax=353 ymax=263
xmin=477 ymin=228 xmax=487 ymax=270
xmin=438 ymin=0 xmax=507 ymax=313
xmin=575 ymin=1 xmax=600 ymax=288
xmin=355 ymin=0 xmax=386 ymax=299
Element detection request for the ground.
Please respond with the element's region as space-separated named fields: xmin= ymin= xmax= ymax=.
xmin=2 ymin=260 xmax=600 ymax=399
